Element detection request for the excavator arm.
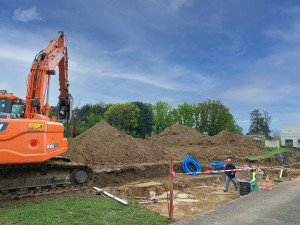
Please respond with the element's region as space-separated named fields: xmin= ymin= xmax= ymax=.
xmin=25 ymin=31 xmax=72 ymax=121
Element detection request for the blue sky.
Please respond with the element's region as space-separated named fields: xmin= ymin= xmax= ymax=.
xmin=0 ymin=0 xmax=300 ymax=134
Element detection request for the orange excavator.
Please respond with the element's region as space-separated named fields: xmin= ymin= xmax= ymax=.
xmin=0 ymin=32 xmax=92 ymax=199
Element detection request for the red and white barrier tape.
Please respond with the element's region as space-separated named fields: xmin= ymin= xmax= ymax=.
xmin=172 ymin=162 xmax=300 ymax=176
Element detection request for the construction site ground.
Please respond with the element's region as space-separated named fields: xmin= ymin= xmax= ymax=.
xmin=61 ymin=120 xmax=300 ymax=221
xmin=4 ymin=121 xmax=299 ymax=223
xmin=174 ymin=177 xmax=300 ymax=225
xmin=94 ymin=165 xmax=300 ymax=220
xmin=3 ymin=164 xmax=299 ymax=222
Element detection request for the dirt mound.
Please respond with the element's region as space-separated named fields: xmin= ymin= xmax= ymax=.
xmin=160 ymin=124 xmax=202 ymax=137
xmin=64 ymin=120 xmax=164 ymax=167
xmin=65 ymin=121 xmax=267 ymax=167
xmin=215 ymin=130 xmax=262 ymax=149
xmin=150 ymin=128 xmax=266 ymax=163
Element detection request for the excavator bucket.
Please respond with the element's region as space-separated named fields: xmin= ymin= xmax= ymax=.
xmin=57 ymin=95 xmax=72 ymax=122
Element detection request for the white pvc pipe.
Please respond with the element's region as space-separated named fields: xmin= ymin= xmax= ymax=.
xmin=93 ymin=187 xmax=128 ymax=205
xmin=139 ymin=200 xmax=168 ymax=204
xmin=279 ymin=167 xmax=284 ymax=179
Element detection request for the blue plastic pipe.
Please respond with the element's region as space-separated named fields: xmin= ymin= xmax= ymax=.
xmin=182 ymin=156 xmax=201 ymax=175
xmin=182 ymin=157 xmax=225 ymax=175
xmin=211 ymin=161 xmax=226 ymax=168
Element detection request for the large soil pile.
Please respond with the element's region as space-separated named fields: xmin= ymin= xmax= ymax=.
xmin=64 ymin=120 xmax=267 ymax=167
xmin=64 ymin=120 xmax=163 ymax=167
xmin=148 ymin=126 xmax=266 ymax=163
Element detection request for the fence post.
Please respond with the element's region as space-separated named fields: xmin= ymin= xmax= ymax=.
xmin=169 ymin=157 xmax=174 ymax=221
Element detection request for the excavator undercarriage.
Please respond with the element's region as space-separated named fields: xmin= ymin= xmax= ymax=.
xmin=0 ymin=157 xmax=93 ymax=199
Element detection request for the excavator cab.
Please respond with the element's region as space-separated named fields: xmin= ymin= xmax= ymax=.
xmin=0 ymin=90 xmax=25 ymax=119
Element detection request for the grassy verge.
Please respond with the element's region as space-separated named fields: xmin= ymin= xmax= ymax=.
xmin=246 ymin=147 xmax=291 ymax=161
xmin=266 ymin=147 xmax=291 ymax=154
xmin=246 ymin=154 xmax=274 ymax=160
xmin=0 ymin=196 xmax=169 ymax=225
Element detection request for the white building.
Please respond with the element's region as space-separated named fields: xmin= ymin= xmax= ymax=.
xmin=281 ymin=124 xmax=300 ymax=148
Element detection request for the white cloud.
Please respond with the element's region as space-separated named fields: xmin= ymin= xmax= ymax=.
xmin=69 ymin=58 xmax=215 ymax=92
xmin=0 ymin=44 xmax=37 ymax=63
xmin=12 ymin=7 xmax=41 ymax=23
xmin=221 ymin=84 xmax=293 ymax=105
xmin=105 ymin=72 xmax=180 ymax=90
xmin=264 ymin=20 xmax=300 ymax=42
xmin=255 ymin=49 xmax=300 ymax=70
xmin=170 ymin=0 xmax=194 ymax=11
xmin=281 ymin=6 xmax=300 ymax=15
xmin=70 ymin=62 xmax=186 ymax=91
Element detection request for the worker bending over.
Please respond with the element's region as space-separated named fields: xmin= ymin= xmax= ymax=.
xmin=224 ymin=159 xmax=238 ymax=192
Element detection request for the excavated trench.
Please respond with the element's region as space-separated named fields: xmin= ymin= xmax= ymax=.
xmin=90 ymin=161 xmax=300 ymax=220
xmin=92 ymin=161 xmax=218 ymax=188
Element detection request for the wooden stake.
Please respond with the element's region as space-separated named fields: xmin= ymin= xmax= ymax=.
xmin=169 ymin=157 xmax=174 ymax=221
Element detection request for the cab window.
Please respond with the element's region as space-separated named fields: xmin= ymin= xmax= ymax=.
xmin=0 ymin=99 xmax=7 ymax=113
xmin=11 ymin=99 xmax=25 ymax=114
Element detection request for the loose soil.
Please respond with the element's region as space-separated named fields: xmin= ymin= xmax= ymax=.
xmin=103 ymin=168 xmax=300 ymax=220
xmin=64 ymin=120 xmax=268 ymax=167
xmin=62 ymin=120 xmax=300 ymax=220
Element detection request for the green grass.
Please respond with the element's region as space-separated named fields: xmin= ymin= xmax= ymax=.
xmin=265 ymin=147 xmax=291 ymax=153
xmin=246 ymin=154 xmax=274 ymax=160
xmin=0 ymin=196 xmax=169 ymax=225
xmin=246 ymin=147 xmax=291 ymax=161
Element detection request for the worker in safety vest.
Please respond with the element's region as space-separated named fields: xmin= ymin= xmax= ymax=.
xmin=224 ymin=159 xmax=238 ymax=192
xmin=71 ymin=125 xmax=75 ymax=138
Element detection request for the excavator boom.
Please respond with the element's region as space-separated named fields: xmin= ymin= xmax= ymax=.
xmin=25 ymin=31 xmax=71 ymax=120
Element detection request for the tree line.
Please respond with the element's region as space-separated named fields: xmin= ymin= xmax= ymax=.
xmin=49 ymin=99 xmax=243 ymax=138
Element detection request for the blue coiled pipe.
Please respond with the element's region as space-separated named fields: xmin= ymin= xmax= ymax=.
xmin=182 ymin=156 xmax=201 ymax=175
xmin=182 ymin=157 xmax=226 ymax=175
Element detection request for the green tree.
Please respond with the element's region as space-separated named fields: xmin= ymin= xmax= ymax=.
xmin=86 ymin=113 xmax=103 ymax=128
xmin=194 ymin=99 xmax=239 ymax=136
xmin=248 ymin=109 xmax=263 ymax=133
xmin=132 ymin=102 xmax=154 ymax=138
xmin=225 ymin=116 xmax=243 ymax=135
xmin=248 ymin=109 xmax=271 ymax=138
xmin=152 ymin=101 xmax=176 ymax=134
xmin=262 ymin=111 xmax=272 ymax=139
xmin=232 ymin=123 xmax=243 ymax=135
xmin=175 ymin=102 xmax=195 ymax=127
xmin=72 ymin=102 xmax=111 ymax=122
xmin=104 ymin=103 xmax=140 ymax=132
xmin=48 ymin=105 xmax=58 ymax=119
